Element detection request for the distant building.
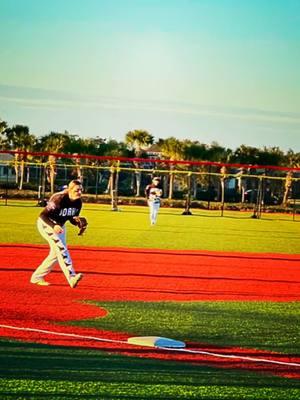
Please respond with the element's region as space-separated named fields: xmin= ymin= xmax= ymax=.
xmin=0 ymin=153 xmax=15 ymax=182
xmin=145 ymin=144 xmax=162 ymax=159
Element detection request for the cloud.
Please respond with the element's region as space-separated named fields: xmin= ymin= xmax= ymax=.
xmin=1 ymin=84 xmax=299 ymax=129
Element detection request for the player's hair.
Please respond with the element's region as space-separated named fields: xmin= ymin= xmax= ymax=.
xmin=152 ymin=176 xmax=161 ymax=182
xmin=68 ymin=180 xmax=82 ymax=190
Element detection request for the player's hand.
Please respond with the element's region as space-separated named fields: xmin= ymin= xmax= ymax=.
xmin=53 ymin=225 xmax=64 ymax=234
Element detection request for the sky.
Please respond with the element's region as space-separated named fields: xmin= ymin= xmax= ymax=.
xmin=0 ymin=0 xmax=299 ymax=152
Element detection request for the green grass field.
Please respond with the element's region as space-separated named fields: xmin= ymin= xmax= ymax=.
xmin=1 ymin=339 xmax=299 ymax=400
xmin=1 ymin=201 xmax=300 ymax=253
xmin=72 ymin=301 xmax=300 ymax=354
xmin=0 ymin=202 xmax=300 ymax=399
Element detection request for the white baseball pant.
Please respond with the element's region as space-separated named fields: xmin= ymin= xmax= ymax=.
xmin=31 ymin=217 xmax=76 ymax=284
xmin=148 ymin=200 xmax=160 ymax=225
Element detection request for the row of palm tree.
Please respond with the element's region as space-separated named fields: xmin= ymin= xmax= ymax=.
xmin=1 ymin=118 xmax=300 ymax=200
xmin=1 ymin=118 xmax=299 ymax=166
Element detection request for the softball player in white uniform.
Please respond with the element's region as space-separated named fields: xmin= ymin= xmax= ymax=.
xmin=145 ymin=177 xmax=163 ymax=225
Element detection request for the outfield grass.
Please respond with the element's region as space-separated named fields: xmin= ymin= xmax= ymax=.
xmin=0 ymin=202 xmax=300 ymax=253
xmin=71 ymin=301 xmax=300 ymax=355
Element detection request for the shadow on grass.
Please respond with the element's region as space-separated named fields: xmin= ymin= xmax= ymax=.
xmin=0 ymin=340 xmax=299 ymax=390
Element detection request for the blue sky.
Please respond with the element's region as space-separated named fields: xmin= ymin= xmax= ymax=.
xmin=0 ymin=0 xmax=299 ymax=151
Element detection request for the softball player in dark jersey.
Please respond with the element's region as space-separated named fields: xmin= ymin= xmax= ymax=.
xmin=30 ymin=180 xmax=84 ymax=288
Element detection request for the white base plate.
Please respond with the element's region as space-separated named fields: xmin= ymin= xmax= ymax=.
xmin=127 ymin=336 xmax=186 ymax=348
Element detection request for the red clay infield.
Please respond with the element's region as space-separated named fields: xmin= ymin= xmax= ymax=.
xmin=0 ymin=244 xmax=299 ymax=379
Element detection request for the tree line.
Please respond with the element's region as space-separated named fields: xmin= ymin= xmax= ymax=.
xmin=1 ymin=118 xmax=299 ymax=167
xmin=0 ymin=118 xmax=299 ymax=204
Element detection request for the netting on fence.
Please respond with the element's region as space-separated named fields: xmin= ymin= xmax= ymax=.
xmin=0 ymin=150 xmax=300 ymax=217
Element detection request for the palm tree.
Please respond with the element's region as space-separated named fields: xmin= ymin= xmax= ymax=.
xmin=219 ymin=166 xmax=228 ymax=213
xmin=38 ymin=131 xmax=71 ymax=194
xmin=3 ymin=125 xmax=36 ymax=189
xmin=231 ymin=145 xmax=262 ymax=200
xmin=207 ymin=142 xmax=232 ymax=163
xmin=231 ymin=145 xmax=260 ymax=165
xmin=236 ymin=167 xmax=247 ymax=203
xmin=282 ymin=171 xmax=293 ymax=206
xmin=285 ymin=149 xmax=300 ymax=168
xmin=102 ymin=139 xmax=132 ymax=195
xmin=125 ymin=130 xmax=154 ymax=196
xmin=160 ymin=137 xmax=185 ymax=199
xmin=284 ymin=151 xmax=300 ymax=206
xmin=125 ymin=129 xmax=154 ymax=155
xmin=184 ymin=140 xmax=209 ymax=198
xmin=0 ymin=119 xmax=8 ymax=149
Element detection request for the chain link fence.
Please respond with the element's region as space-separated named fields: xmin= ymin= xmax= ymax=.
xmin=1 ymin=151 xmax=300 ymax=218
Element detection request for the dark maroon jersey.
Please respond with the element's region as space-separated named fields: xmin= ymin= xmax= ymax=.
xmin=145 ymin=184 xmax=163 ymax=200
xmin=39 ymin=191 xmax=82 ymax=228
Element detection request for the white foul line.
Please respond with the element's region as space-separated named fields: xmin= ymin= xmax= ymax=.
xmin=0 ymin=324 xmax=299 ymax=368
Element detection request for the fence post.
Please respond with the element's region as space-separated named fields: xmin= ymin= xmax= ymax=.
xmin=5 ymin=163 xmax=8 ymax=206
xmin=95 ymin=167 xmax=99 ymax=201
xmin=111 ymin=162 xmax=120 ymax=211
xmin=182 ymin=172 xmax=192 ymax=215
xmin=207 ymin=165 xmax=211 ymax=210
xmin=252 ymin=176 xmax=264 ymax=219
xmin=220 ymin=166 xmax=227 ymax=217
